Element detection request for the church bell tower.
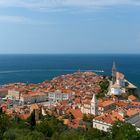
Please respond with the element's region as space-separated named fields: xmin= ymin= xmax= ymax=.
xmin=91 ymin=94 xmax=98 ymax=116
xmin=112 ymin=62 xmax=117 ymax=84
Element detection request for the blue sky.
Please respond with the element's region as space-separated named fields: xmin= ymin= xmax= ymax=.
xmin=0 ymin=0 xmax=140 ymax=54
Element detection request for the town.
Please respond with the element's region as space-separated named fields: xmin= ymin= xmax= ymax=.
xmin=0 ymin=62 xmax=140 ymax=133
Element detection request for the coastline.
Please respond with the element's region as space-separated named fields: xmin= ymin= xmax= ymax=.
xmin=0 ymin=54 xmax=139 ymax=90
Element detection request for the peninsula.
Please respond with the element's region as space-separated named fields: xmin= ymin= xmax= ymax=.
xmin=0 ymin=63 xmax=140 ymax=139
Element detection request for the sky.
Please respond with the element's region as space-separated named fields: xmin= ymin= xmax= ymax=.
xmin=0 ymin=0 xmax=140 ymax=54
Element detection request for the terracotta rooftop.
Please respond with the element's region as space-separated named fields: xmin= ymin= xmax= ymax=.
xmin=66 ymin=108 xmax=83 ymax=120
xmin=111 ymin=83 xmax=121 ymax=88
xmin=21 ymin=92 xmax=46 ymax=98
xmin=116 ymin=72 xmax=124 ymax=80
xmin=94 ymin=108 xmax=140 ymax=125
xmin=128 ymin=95 xmax=138 ymax=101
xmin=64 ymin=119 xmax=86 ymax=129
xmin=98 ymin=100 xmax=115 ymax=107
xmin=31 ymin=104 xmax=39 ymax=110
xmin=115 ymin=101 xmax=129 ymax=107
xmin=19 ymin=113 xmax=30 ymax=120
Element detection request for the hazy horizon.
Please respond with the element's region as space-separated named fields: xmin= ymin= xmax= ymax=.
xmin=0 ymin=53 xmax=140 ymax=55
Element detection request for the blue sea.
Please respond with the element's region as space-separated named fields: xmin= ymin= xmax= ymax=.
xmin=0 ymin=54 xmax=140 ymax=90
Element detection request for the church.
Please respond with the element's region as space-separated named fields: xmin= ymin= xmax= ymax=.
xmin=110 ymin=62 xmax=126 ymax=95
xmin=109 ymin=62 xmax=137 ymax=95
xmin=81 ymin=94 xmax=98 ymax=116
xmin=81 ymin=93 xmax=116 ymax=116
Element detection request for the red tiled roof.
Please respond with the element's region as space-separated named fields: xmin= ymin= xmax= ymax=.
xmin=66 ymin=108 xmax=83 ymax=120
xmin=63 ymin=119 xmax=86 ymax=129
xmin=98 ymin=99 xmax=115 ymax=107
xmin=21 ymin=92 xmax=46 ymax=98
xmin=128 ymin=95 xmax=138 ymax=101
xmin=116 ymin=72 xmax=124 ymax=80
xmin=19 ymin=113 xmax=30 ymax=120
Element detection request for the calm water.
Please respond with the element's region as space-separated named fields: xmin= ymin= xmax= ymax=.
xmin=0 ymin=54 xmax=139 ymax=89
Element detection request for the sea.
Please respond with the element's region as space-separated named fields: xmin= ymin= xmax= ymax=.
xmin=0 ymin=54 xmax=140 ymax=90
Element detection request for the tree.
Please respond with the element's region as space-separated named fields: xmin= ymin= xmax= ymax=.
xmin=83 ymin=114 xmax=89 ymax=122
xmin=84 ymin=128 xmax=109 ymax=140
xmin=36 ymin=118 xmax=53 ymax=137
xmin=100 ymin=79 xmax=109 ymax=91
xmin=3 ymin=129 xmax=17 ymax=140
xmin=0 ymin=107 xmax=3 ymax=114
xmin=0 ymin=113 xmax=10 ymax=139
xmin=83 ymin=114 xmax=95 ymax=122
xmin=55 ymin=129 xmax=83 ymax=140
xmin=28 ymin=110 xmax=36 ymax=129
xmin=3 ymin=129 xmax=45 ymax=140
xmin=69 ymin=113 xmax=75 ymax=120
xmin=97 ymin=79 xmax=109 ymax=99
xmin=111 ymin=121 xmax=140 ymax=140
xmin=22 ymin=131 xmax=45 ymax=140
xmin=36 ymin=115 xmax=67 ymax=138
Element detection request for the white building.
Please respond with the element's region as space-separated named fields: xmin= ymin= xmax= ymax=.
xmin=19 ymin=92 xmax=47 ymax=104
xmin=48 ymin=89 xmax=73 ymax=102
xmin=81 ymin=94 xmax=116 ymax=116
xmin=91 ymin=94 xmax=98 ymax=115
xmin=81 ymin=94 xmax=98 ymax=115
xmin=7 ymin=89 xmax=22 ymax=100
xmin=109 ymin=62 xmax=126 ymax=95
xmin=110 ymin=84 xmax=125 ymax=95
xmin=93 ymin=119 xmax=112 ymax=132
xmin=93 ymin=108 xmax=140 ymax=132
xmin=110 ymin=72 xmax=126 ymax=95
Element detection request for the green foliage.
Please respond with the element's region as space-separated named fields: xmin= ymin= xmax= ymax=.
xmin=64 ymin=112 xmax=75 ymax=120
xmin=100 ymin=79 xmax=109 ymax=91
xmin=3 ymin=129 xmax=45 ymax=140
xmin=36 ymin=114 xmax=67 ymax=138
xmin=0 ymin=107 xmax=3 ymax=114
xmin=83 ymin=128 xmax=109 ymax=140
xmin=19 ymin=130 xmax=45 ymax=140
xmin=51 ymin=129 xmax=83 ymax=140
xmin=83 ymin=114 xmax=88 ymax=122
xmin=28 ymin=110 xmax=36 ymax=130
xmin=3 ymin=129 xmax=18 ymax=140
xmin=0 ymin=113 xmax=10 ymax=139
xmin=1 ymin=110 xmax=140 ymax=140
xmin=110 ymin=121 xmax=140 ymax=140
xmin=51 ymin=128 xmax=108 ymax=140
xmin=11 ymin=116 xmax=27 ymax=129
xmin=69 ymin=113 xmax=75 ymax=120
xmin=36 ymin=118 xmax=53 ymax=137
xmin=82 ymin=114 xmax=95 ymax=122
xmin=96 ymin=78 xmax=109 ymax=99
